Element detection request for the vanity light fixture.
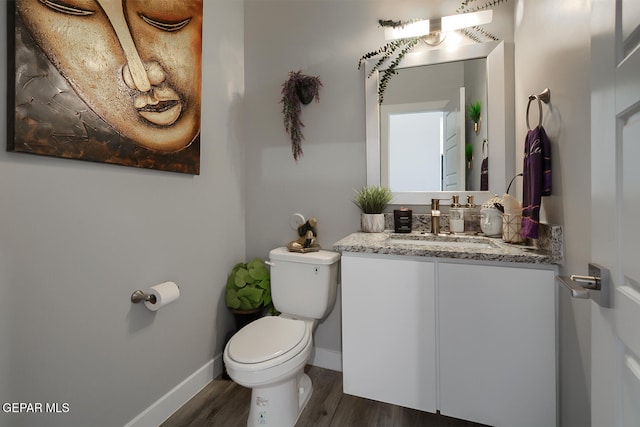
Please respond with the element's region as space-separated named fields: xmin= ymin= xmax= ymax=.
xmin=384 ymin=10 xmax=493 ymax=45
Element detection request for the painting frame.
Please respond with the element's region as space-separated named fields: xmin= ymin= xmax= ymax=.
xmin=6 ymin=0 xmax=203 ymax=175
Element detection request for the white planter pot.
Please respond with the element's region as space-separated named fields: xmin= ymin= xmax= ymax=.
xmin=361 ymin=213 xmax=385 ymax=233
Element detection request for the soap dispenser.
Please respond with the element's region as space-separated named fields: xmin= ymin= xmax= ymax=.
xmin=465 ymin=195 xmax=478 ymax=233
xmin=449 ymin=195 xmax=465 ymax=234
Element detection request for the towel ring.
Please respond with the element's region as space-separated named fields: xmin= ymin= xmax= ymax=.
xmin=526 ymin=88 xmax=551 ymax=130
xmin=482 ymin=139 xmax=488 ymax=159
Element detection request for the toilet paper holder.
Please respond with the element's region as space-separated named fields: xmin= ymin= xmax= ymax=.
xmin=130 ymin=290 xmax=157 ymax=304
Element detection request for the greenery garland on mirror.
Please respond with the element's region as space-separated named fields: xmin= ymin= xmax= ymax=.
xmin=358 ymin=0 xmax=509 ymax=104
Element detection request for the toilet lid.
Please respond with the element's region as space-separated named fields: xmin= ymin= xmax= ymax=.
xmin=228 ymin=316 xmax=307 ymax=364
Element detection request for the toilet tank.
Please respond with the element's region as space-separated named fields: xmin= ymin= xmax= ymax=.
xmin=268 ymin=247 xmax=340 ymax=320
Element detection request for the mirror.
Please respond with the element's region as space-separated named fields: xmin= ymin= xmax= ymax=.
xmin=381 ymin=58 xmax=486 ymax=192
xmin=365 ymin=41 xmax=514 ymax=205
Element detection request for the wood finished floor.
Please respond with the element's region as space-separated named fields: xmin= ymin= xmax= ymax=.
xmin=161 ymin=366 xmax=487 ymax=427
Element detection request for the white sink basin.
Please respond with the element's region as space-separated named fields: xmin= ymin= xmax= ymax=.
xmin=386 ymin=235 xmax=498 ymax=250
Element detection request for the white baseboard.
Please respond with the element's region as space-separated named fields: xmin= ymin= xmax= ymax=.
xmin=124 ymin=348 xmax=340 ymax=427
xmin=124 ymin=356 xmax=224 ymax=427
xmin=309 ymin=347 xmax=343 ymax=372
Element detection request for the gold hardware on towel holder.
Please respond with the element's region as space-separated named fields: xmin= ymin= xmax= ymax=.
xmin=526 ymin=88 xmax=551 ymax=130
xmin=130 ymin=290 xmax=157 ymax=304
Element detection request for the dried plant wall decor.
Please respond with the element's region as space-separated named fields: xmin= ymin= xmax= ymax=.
xmin=280 ymin=70 xmax=322 ymax=161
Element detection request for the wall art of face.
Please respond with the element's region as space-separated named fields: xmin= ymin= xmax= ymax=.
xmin=16 ymin=0 xmax=202 ymax=153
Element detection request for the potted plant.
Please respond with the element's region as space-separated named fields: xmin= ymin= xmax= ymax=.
xmin=280 ymin=70 xmax=323 ymax=161
xmin=468 ymin=100 xmax=482 ymax=134
xmin=466 ymin=143 xmax=474 ymax=169
xmin=225 ymin=258 xmax=276 ymax=330
xmin=353 ymin=186 xmax=393 ymax=232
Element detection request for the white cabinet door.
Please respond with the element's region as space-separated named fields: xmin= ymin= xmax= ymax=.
xmin=438 ymin=263 xmax=556 ymax=427
xmin=341 ymin=254 xmax=437 ymax=412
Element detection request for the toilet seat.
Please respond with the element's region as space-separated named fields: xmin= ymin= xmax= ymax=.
xmin=227 ymin=316 xmax=309 ymax=366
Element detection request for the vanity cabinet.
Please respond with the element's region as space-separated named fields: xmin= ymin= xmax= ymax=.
xmin=341 ymin=253 xmax=437 ymax=412
xmin=341 ymin=253 xmax=557 ymax=427
xmin=438 ymin=262 xmax=556 ymax=427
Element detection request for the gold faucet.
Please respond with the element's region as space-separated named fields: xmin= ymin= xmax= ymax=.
xmin=431 ymin=199 xmax=441 ymax=235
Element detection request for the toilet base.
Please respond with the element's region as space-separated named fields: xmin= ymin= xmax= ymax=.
xmin=246 ymin=371 xmax=312 ymax=427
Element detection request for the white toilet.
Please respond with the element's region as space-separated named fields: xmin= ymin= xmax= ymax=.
xmin=223 ymin=247 xmax=340 ymax=427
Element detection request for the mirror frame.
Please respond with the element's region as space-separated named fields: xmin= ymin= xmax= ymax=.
xmin=365 ymin=41 xmax=514 ymax=206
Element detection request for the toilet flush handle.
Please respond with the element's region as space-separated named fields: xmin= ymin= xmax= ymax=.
xmin=265 ymin=260 xmax=275 ymax=267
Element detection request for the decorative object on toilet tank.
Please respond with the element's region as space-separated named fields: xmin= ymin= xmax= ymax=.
xmin=353 ymin=186 xmax=393 ymax=233
xmin=225 ymin=259 xmax=277 ymax=325
xmin=280 ymin=70 xmax=323 ymax=161
xmin=287 ymin=217 xmax=321 ymax=253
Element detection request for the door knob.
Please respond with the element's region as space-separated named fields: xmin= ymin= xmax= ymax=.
xmin=557 ymin=263 xmax=611 ymax=308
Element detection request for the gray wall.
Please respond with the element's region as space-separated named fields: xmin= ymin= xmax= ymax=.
xmin=0 ymin=1 xmax=245 ymax=426
xmin=244 ymin=0 xmax=368 ymax=353
xmin=514 ymin=1 xmax=592 ymax=426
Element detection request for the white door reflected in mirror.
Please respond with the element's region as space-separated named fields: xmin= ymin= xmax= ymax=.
xmin=384 ymin=109 xmax=443 ymax=191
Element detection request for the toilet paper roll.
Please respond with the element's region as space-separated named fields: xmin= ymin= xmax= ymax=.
xmin=144 ymin=281 xmax=180 ymax=311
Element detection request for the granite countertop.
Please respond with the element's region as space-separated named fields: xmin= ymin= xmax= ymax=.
xmin=333 ymin=230 xmax=563 ymax=265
